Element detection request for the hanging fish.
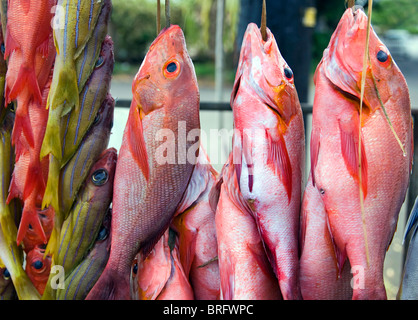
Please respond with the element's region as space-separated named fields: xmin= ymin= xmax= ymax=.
xmin=42 ymin=36 xmax=114 ymax=214
xmin=25 ymin=245 xmax=52 ymax=296
xmin=87 ymin=25 xmax=200 ymax=300
xmin=299 ymin=176 xmax=353 ymax=300
xmin=43 ymin=148 xmax=116 ymax=300
xmin=7 ymin=74 xmax=54 ymax=246
xmin=172 ymin=147 xmax=220 ymax=300
xmin=308 ymin=8 xmax=412 ymax=300
xmin=397 ymin=197 xmax=418 ymax=300
xmin=76 ymin=0 xmax=112 ymax=93
xmin=41 ymin=0 xmax=105 ymax=165
xmin=132 ymin=229 xmax=194 ymax=300
xmin=212 ymin=154 xmax=282 ymax=300
xmin=0 ymin=267 xmax=17 ymax=300
xmin=4 ymin=0 xmax=56 ymax=147
xmin=214 ymin=22 xmax=305 ymax=300
xmin=44 ymin=94 xmax=115 ymax=259
xmin=56 ymin=209 xmax=112 ymax=300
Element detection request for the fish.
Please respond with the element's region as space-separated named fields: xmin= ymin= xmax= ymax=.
xmin=25 ymin=245 xmax=52 ymax=295
xmin=42 ymin=148 xmax=116 ymax=300
xmin=41 ymin=0 xmax=105 ymax=165
xmin=0 ymin=0 xmax=8 ymax=41
xmin=76 ymin=0 xmax=112 ymax=93
xmin=22 ymin=207 xmax=54 ymax=254
xmin=7 ymin=74 xmax=54 ymax=246
xmin=42 ymin=36 xmax=114 ymax=214
xmin=309 ymin=8 xmax=412 ymax=300
xmin=44 ymin=94 xmax=115 ymax=260
xmin=86 ymin=25 xmax=200 ymax=300
xmin=0 ymin=267 xmax=17 ymax=300
xmin=0 ymin=19 xmax=7 ymax=113
xmin=172 ymin=147 xmax=220 ymax=300
xmin=213 ymin=155 xmax=282 ymax=300
xmin=397 ymin=197 xmax=418 ymax=299
xmin=299 ymin=176 xmax=353 ymax=300
xmin=56 ymin=209 xmax=112 ymax=300
xmin=214 ymin=22 xmax=305 ymax=300
xmin=0 ymin=213 xmax=40 ymax=300
xmin=4 ymin=0 xmax=56 ymax=147
xmin=132 ymin=229 xmax=194 ymax=300
xmin=0 ymin=108 xmax=39 ymax=300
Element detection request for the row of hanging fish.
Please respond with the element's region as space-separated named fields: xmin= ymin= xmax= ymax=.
xmin=0 ymin=1 xmax=416 ymax=300
xmin=0 ymin=0 xmax=116 ymax=300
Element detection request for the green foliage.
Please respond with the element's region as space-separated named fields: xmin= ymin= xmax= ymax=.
xmin=373 ymin=0 xmax=418 ymax=34
xmin=110 ymin=0 xmax=240 ymax=64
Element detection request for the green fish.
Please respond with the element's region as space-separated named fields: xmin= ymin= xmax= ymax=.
xmin=42 ymin=36 xmax=114 ymax=213
xmin=76 ymin=0 xmax=112 ymax=93
xmin=43 ymin=95 xmax=114 ymax=263
xmin=0 ymin=268 xmax=17 ymax=300
xmin=41 ymin=0 xmax=105 ymax=175
xmin=56 ymin=209 xmax=112 ymax=300
xmin=43 ymin=148 xmax=116 ymax=300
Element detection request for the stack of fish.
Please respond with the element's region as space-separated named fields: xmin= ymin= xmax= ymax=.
xmin=0 ymin=0 xmax=116 ymax=300
xmin=0 ymin=2 xmax=415 ymax=301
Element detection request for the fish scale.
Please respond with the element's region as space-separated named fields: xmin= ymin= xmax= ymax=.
xmin=306 ymin=8 xmax=412 ymax=300
xmin=86 ymin=25 xmax=200 ymax=300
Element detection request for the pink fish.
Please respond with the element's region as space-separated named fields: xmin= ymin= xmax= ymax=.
xmin=214 ymin=22 xmax=305 ymax=300
xmin=308 ymin=8 xmax=412 ymax=299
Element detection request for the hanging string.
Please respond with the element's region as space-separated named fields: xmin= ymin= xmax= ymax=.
xmin=358 ymin=0 xmax=373 ymax=267
xmin=165 ymin=0 xmax=171 ymax=28
xmin=261 ymin=0 xmax=267 ymax=41
xmin=157 ymin=0 xmax=161 ymax=34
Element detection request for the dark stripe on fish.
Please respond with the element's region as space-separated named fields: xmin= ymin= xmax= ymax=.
xmin=75 ymin=0 xmax=81 ymax=49
xmin=74 ymin=85 xmax=90 ymax=144
xmin=61 ymin=203 xmax=85 ymax=268
xmin=71 ymin=205 xmax=93 ymax=266
xmin=63 ymin=0 xmax=70 ymax=61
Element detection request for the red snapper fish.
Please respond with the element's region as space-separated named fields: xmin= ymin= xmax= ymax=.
xmin=214 ymin=23 xmax=305 ymax=300
xmin=4 ymin=0 xmax=56 ymax=147
xmin=87 ymin=25 xmax=200 ymax=300
xmin=306 ymin=8 xmax=412 ymax=300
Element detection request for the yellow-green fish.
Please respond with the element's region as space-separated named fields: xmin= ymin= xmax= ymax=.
xmin=41 ymin=0 xmax=105 ymax=174
xmin=56 ymin=209 xmax=112 ymax=300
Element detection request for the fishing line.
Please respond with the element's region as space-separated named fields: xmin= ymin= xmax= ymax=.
xmin=157 ymin=0 xmax=161 ymax=35
xmin=261 ymin=0 xmax=267 ymax=41
xmin=165 ymin=0 xmax=171 ymax=28
xmin=358 ymin=0 xmax=372 ymax=267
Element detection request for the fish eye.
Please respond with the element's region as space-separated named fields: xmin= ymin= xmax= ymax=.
xmin=166 ymin=62 xmax=177 ymax=73
xmin=377 ymin=50 xmax=388 ymax=63
xmin=1 ymin=43 xmax=4 ymax=55
xmin=164 ymin=60 xmax=180 ymax=78
xmin=95 ymin=55 xmax=104 ymax=68
xmin=93 ymin=113 xmax=101 ymax=125
xmin=96 ymin=225 xmax=109 ymax=241
xmin=284 ymin=67 xmax=293 ymax=80
xmin=132 ymin=262 xmax=138 ymax=275
xmin=3 ymin=268 xmax=10 ymax=280
xmin=33 ymin=260 xmax=44 ymax=270
xmin=92 ymin=169 xmax=109 ymax=186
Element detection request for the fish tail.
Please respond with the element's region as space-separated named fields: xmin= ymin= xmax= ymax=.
xmin=86 ymin=267 xmax=131 ymax=300
xmin=50 ymin=65 xmax=80 ymax=116
xmin=8 ymin=64 xmax=42 ymax=104
xmin=40 ymin=108 xmax=62 ymax=162
xmin=44 ymin=224 xmax=60 ymax=260
xmin=16 ymin=203 xmax=47 ymax=246
xmin=12 ymin=104 xmax=35 ymax=148
xmin=42 ymin=155 xmax=60 ymax=213
xmin=23 ymin=153 xmax=45 ymax=201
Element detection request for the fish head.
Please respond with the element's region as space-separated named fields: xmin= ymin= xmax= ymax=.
xmin=94 ymin=35 xmax=115 ymax=77
xmin=232 ymin=23 xmax=300 ymax=127
xmin=25 ymin=245 xmax=52 ymax=295
xmin=86 ymin=147 xmax=118 ymax=201
xmin=321 ymin=8 xmax=409 ymax=114
xmin=132 ymin=25 xmax=199 ymax=116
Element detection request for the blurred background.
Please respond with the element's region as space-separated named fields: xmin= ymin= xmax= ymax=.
xmin=106 ymin=0 xmax=418 ymax=299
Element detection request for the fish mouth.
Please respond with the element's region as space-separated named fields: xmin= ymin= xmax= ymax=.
xmin=332 ymin=81 xmax=372 ymax=116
